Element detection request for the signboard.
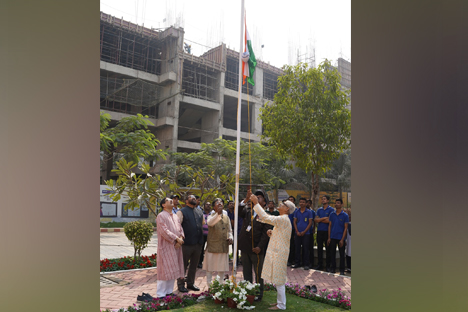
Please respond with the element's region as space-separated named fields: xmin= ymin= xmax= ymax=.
xmin=277 ymin=190 xmax=290 ymax=202
xmin=122 ymin=203 xmax=141 ymax=217
xmin=122 ymin=203 xmax=148 ymax=217
xmin=100 ymin=202 xmax=117 ymax=217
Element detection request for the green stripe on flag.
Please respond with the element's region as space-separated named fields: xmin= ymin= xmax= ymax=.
xmin=246 ymin=39 xmax=257 ymax=86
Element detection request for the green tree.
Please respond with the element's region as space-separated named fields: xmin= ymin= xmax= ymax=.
xmin=106 ymin=158 xmax=235 ymax=218
xmin=105 ymin=139 xmax=287 ymax=217
xmin=100 ymin=111 xmax=167 ymax=180
xmin=260 ymin=60 xmax=351 ymax=208
xmin=162 ymin=138 xmax=286 ymax=194
xmin=324 ymin=149 xmax=351 ymax=196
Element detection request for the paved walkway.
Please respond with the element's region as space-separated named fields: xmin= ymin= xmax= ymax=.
xmin=100 ymin=232 xmax=158 ymax=260
xmin=100 ymin=232 xmax=351 ymax=310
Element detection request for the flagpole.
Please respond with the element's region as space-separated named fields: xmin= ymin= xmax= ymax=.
xmin=232 ymin=0 xmax=245 ymax=281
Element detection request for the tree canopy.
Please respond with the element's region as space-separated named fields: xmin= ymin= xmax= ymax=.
xmin=100 ymin=111 xmax=167 ymax=180
xmin=105 ymin=138 xmax=287 ymax=217
xmin=260 ymin=60 xmax=351 ymax=208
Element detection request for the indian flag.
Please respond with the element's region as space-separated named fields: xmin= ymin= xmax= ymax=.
xmin=242 ymin=16 xmax=257 ymax=86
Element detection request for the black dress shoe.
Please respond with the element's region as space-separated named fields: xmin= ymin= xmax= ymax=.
xmin=178 ymin=287 xmax=189 ymax=293
xmin=313 ymin=265 xmax=323 ymax=271
xmin=197 ymin=263 xmax=203 ymax=268
xmin=340 ymin=271 xmax=345 ymax=276
xmin=142 ymin=293 xmax=154 ymax=300
xmin=311 ymin=285 xmax=318 ymax=293
xmin=303 ymin=266 xmax=310 ymax=270
xmin=137 ymin=293 xmax=152 ymax=302
xmin=187 ymin=285 xmax=200 ymax=291
xmin=254 ymin=295 xmax=263 ymax=302
xmin=291 ymin=264 xmax=301 ymax=268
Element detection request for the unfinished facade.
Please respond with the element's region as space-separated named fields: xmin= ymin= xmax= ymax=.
xmin=337 ymin=57 xmax=352 ymax=110
xmin=100 ymin=12 xmax=351 ymax=181
xmin=99 ymin=12 xmax=283 ymax=181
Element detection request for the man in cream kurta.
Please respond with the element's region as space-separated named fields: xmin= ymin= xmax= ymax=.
xmin=203 ymin=198 xmax=233 ymax=284
xmin=250 ymin=194 xmax=295 ymax=310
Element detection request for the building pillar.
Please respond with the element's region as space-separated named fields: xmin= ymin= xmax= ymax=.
xmin=253 ymin=67 xmax=264 ymax=98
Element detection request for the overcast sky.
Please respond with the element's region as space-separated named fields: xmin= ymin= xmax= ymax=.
xmin=100 ymin=0 xmax=350 ymax=69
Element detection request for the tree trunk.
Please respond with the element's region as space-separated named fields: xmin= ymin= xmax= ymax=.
xmin=311 ymin=173 xmax=320 ymax=209
xmin=315 ymin=175 xmax=320 ymax=209
xmin=104 ymin=152 xmax=114 ymax=181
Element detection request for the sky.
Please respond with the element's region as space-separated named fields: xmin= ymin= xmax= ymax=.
xmin=100 ymin=0 xmax=350 ymax=69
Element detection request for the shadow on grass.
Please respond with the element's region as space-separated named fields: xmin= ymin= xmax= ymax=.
xmin=172 ymin=291 xmax=347 ymax=311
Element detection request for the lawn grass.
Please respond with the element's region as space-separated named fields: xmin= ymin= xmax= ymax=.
xmin=100 ymin=222 xmax=156 ymax=228
xmin=172 ymin=291 xmax=346 ymax=311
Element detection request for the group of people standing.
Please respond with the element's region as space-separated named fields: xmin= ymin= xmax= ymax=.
xmin=287 ymin=194 xmax=351 ymax=275
xmin=151 ymin=191 xmax=350 ymax=310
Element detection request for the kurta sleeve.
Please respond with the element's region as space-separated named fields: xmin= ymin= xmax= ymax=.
xmin=177 ymin=216 xmax=185 ymax=239
xmin=156 ymin=215 xmax=179 ymax=243
xmin=207 ymin=212 xmax=222 ymax=226
xmin=253 ymin=204 xmax=278 ymax=227
xmin=176 ymin=210 xmax=183 ymax=224
xmin=228 ymin=217 xmax=233 ymax=240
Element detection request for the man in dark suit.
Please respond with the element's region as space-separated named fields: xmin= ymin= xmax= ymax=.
xmin=176 ymin=195 xmax=204 ymax=292
xmin=238 ymin=189 xmax=271 ymax=302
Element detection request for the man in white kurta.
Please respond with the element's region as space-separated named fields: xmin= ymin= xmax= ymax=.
xmin=250 ymin=195 xmax=296 ymax=310
xmin=203 ymin=198 xmax=233 ymax=284
xmin=156 ymin=198 xmax=185 ymax=298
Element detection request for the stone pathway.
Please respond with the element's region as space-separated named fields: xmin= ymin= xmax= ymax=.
xmin=100 ymin=232 xmax=158 ymax=260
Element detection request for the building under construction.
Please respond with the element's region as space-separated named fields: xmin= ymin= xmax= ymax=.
xmin=100 ymin=12 xmax=351 ymax=181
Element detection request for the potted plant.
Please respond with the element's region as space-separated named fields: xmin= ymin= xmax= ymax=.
xmin=209 ymin=278 xmax=225 ymax=304
xmin=226 ymin=288 xmax=239 ymax=309
xmin=238 ymin=280 xmax=260 ymax=304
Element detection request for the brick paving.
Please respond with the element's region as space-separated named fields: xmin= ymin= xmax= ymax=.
xmin=100 ymin=265 xmax=351 ymax=310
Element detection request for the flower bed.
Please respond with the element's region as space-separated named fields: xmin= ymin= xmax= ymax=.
xmin=100 ymin=292 xmax=210 ymax=312
xmin=100 ymin=254 xmax=157 ymax=272
xmin=264 ymin=283 xmax=351 ymax=310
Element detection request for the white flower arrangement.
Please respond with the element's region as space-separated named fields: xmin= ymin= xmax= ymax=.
xmin=209 ymin=278 xmax=257 ymax=309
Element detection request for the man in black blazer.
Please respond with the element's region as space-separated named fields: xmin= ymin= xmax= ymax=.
xmin=238 ymin=189 xmax=271 ymax=302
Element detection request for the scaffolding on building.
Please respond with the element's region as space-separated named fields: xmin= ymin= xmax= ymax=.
xmin=181 ymin=56 xmax=220 ymax=103
xmin=225 ymin=57 xmax=249 ymax=94
xmin=100 ymin=24 xmax=164 ymax=75
xmin=100 ymin=75 xmax=160 ymax=118
xmin=263 ymin=71 xmax=279 ymax=101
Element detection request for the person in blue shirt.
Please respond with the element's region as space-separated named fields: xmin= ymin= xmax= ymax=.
xmin=287 ymin=196 xmax=298 ymax=266
xmin=170 ymin=194 xmax=180 ymax=214
xmin=195 ymin=195 xmax=202 ymax=211
xmin=292 ymin=198 xmax=314 ymax=270
xmin=314 ymin=195 xmax=335 ymax=272
xmin=306 ymin=199 xmax=316 ymax=268
xmin=327 ymin=198 xmax=349 ymax=275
